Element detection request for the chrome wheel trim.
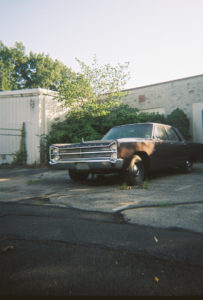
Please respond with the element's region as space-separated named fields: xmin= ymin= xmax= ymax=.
xmin=132 ymin=163 xmax=144 ymax=183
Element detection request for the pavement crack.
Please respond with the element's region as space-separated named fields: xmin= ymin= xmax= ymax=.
xmin=113 ymin=200 xmax=203 ymax=213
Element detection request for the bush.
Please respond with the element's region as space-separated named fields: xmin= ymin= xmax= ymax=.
xmin=166 ymin=108 xmax=190 ymax=139
xmin=47 ymin=105 xmax=190 ymax=151
xmin=47 ymin=104 xmax=166 ymax=146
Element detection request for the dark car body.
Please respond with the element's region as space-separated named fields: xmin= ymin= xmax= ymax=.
xmin=49 ymin=123 xmax=203 ymax=184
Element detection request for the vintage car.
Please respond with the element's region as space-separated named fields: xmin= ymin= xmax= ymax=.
xmin=49 ymin=122 xmax=203 ymax=185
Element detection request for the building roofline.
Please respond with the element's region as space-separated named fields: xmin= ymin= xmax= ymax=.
xmin=0 ymin=73 xmax=202 ymax=97
xmin=122 ymin=74 xmax=203 ymax=92
xmin=0 ymin=88 xmax=58 ymax=98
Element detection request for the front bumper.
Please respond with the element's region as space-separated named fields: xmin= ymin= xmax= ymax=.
xmin=49 ymin=158 xmax=124 ymax=172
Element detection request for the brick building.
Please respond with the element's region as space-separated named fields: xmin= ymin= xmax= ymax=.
xmin=122 ymin=74 xmax=203 ymax=143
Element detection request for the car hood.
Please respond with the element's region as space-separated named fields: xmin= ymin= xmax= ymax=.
xmin=52 ymin=140 xmax=116 ymax=148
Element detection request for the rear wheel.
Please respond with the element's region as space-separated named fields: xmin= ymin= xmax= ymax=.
xmin=125 ymin=155 xmax=145 ymax=186
xmin=69 ymin=170 xmax=89 ymax=183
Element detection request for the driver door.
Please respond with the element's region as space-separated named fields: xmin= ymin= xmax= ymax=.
xmin=150 ymin=124 xmax=173 ymax=170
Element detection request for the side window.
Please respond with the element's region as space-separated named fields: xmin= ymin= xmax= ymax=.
xmin=165 ymin=127 xmax=180 ymax=141
xmin=155 ymin=126 xmax=168 ymax=140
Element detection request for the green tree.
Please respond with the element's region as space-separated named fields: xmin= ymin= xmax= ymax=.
xmin=23 ymin=52 xmax=74 ymax=90
xmin=0 ymin=41 xmax=27 ymax=90
xmin=0 ymin=42 xmax=130 ymax=117
xmin=0 ymin=41 xmax=76 ymax=91
xmin=58 ymin=56 xmax=130 ymax=116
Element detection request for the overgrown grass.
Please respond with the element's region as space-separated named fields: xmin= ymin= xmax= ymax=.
xmin=26 ymin=179 xmax=40 ymax=185
xmin=119 ymin=180 xmax=149 ymax=190
xmin=156 ymin=201 xmax=173 ymax=207
xmin=138 ymin=180 xmax=149 ymax=189
xmin=119 ymin=183 xmax=132 ymax=190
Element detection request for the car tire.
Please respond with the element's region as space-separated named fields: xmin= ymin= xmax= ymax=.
xmin=69 ymin=170 xmax=89 ymax=182
xmin=125 ymin=155 xmax=145 ymax=186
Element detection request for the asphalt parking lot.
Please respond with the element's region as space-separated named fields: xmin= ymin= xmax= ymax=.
xmin=0 ymin=163 xmax=203 ymax=234
xmin=0 ymin=163 xmax=203 ymax=296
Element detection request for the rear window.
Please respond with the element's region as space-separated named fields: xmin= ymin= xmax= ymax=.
xmin=165 ymin=127 xmax=181 ymax=141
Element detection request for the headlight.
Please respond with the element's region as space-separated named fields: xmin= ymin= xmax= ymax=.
xmin=51 ymin=147 xmax=60 ymax=161
xmin=110 ymin=143 xmax=117 ymax=160
xmin=110 ymin=142 xmax=117 ymax=151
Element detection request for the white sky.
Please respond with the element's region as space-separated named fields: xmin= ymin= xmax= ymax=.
xmin=0 ymin=0 xmax=203 ymax=89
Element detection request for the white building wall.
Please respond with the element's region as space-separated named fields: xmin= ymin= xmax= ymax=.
xmin=0 ymin=89 xmax=41 ymax=164
xmin=0 ymin=88 xmax=66 ymax=165
xmin=42 ymin=93 xmax=69 ymax=133
xmin=122 ymin=74 xmax=203 ymax=141
xmin=192 ymin=102 xmax=203 ymax=143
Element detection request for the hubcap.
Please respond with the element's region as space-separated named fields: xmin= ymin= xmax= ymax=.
xmin=133 ymin=164 xmax=143 ymax=183
xmin=133 ymin=165 xmax=139 ymax=175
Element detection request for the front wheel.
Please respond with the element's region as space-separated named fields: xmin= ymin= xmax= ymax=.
xmin=125 ymin=155 xmax=145 ymax=186
xmin=69 ymin=170 xmax=89 ymax=183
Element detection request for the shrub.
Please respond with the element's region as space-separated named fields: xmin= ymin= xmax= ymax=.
xmin=166 ymin=108 xmax=190 ymax=139
xmin=46 ymin=105 xmax=191 ymax=162
xmin=47 ymin=104 xmax=166 ymax=146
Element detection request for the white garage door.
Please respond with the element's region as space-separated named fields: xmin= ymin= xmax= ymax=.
xmin=192 ymin=103 xmax=203 ymax=143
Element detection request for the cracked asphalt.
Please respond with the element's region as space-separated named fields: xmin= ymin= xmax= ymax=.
xmin=0 ymin=164 xmax=203 ymax=296
xmin=0 ymin=163 xmax=203 ymax=233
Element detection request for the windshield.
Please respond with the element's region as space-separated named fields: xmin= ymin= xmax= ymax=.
xmin=102 ymin=123 xmax=153 ymax=140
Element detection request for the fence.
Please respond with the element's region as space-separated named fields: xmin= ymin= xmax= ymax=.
xmin=0 ymin=123 xmax=26 ymax=165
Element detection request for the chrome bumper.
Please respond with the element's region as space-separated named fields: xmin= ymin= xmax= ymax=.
xmin=49 ymin=158 xmax=124 ymax=172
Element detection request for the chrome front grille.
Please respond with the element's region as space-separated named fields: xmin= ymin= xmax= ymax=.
xmin=59 ymin=147 xmax=113 ymax=160
xmin=50 ymin=142 xmax=117 ymax=163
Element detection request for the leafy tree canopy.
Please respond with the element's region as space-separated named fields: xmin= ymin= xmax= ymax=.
xmin=57 ymin=55 xmax=130 ymax=116
xmin=0 ymin=42 xmax=130 ymax=119
xmin=0 ymin=41 xmax=74 ymax=91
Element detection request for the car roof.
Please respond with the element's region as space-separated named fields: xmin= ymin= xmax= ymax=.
xmin=112 ymin=122 xmax=171 ymax=128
